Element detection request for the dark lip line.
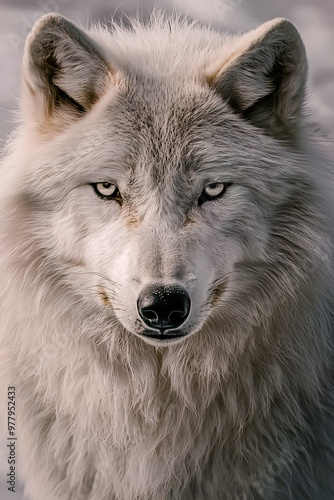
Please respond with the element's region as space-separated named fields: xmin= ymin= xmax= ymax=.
xmin=140 ymin=332 xmax=185 ymax=341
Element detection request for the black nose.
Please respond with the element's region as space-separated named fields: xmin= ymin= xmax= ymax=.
xmin=137 ymin=285 xmax=191 ymax=332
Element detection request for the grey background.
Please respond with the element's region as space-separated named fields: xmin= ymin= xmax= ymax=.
xmin=0 ymin=0 xmax=333 ymax=498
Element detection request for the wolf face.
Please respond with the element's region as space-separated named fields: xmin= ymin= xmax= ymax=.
xmin=13 ymin=13 xmax=318 ymax=349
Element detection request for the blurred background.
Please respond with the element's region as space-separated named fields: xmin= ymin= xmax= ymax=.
xmin=0 ymin=0 xmax=333 ymax=498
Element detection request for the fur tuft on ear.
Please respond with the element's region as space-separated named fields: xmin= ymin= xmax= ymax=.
xmin=206 ymin=19 xmax=308 ymax=144
xmin=22 ymin=13 xmax=113 ymax=134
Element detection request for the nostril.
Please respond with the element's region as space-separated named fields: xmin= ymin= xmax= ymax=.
xmin=142 ymin=309 xmax=158 ymax=322
xmin=168 ymin=310 xmax=187 ymax=322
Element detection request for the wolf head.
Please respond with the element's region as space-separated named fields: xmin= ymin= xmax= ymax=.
xmin=9 ymin=12 xmax=327 ymax=351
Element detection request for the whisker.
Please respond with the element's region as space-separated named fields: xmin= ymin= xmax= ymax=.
xmin=101 ymin=286 xmax=118 ymax=295
xmin=87 ymin=289 xmax=117 ymax=299
xmin=82 ymin=271 xmax=120 ymax=289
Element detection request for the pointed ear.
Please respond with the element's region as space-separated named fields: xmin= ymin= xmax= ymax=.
xmin=206 ymin=19 xmax=307 ymax=144
xmin=22 ymin=13 xmax=113 ymax=134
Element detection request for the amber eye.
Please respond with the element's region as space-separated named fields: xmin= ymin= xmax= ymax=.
xmin=91 ymin=183 xmax=122 ymax=203
xmin=198 ymin=182 xmax=231 ymax=206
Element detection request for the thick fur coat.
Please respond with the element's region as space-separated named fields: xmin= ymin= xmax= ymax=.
xmin=0 ymin=12 xmax=333 ymax=500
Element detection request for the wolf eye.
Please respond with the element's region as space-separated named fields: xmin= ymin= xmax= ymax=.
xmin=198 ymin=182 xmax=231 ymax=206
xmin=91 ymin=182 xmax=122 ymax=203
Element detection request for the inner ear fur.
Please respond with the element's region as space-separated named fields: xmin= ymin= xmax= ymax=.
xmin=206 ymin=19 xmax=308 ymax=144
xmin=22 ymin=13 xmax=113 ymax=133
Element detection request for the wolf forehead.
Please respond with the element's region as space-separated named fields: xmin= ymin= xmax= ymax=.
xmin=105 ymin=86 xmax=225 ymax=176
xmin=85 ymin=27 xmax=233 ymax=180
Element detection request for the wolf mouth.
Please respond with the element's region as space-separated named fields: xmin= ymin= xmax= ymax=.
xmin=140 ymin=330 xmax=186 ymax=341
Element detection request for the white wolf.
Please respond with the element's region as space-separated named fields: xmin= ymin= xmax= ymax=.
xmin=0 ymin=11 xmax=333 ymax=500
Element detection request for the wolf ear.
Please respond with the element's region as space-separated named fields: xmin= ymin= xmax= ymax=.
xmin=206 ymin=19 xmax=307 ymax=143
xmin=22 ymin=13 xmax=112 ymax=133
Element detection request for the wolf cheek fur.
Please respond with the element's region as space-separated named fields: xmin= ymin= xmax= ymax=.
xmin=0 ymin=11 xmax=333 ymax=500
